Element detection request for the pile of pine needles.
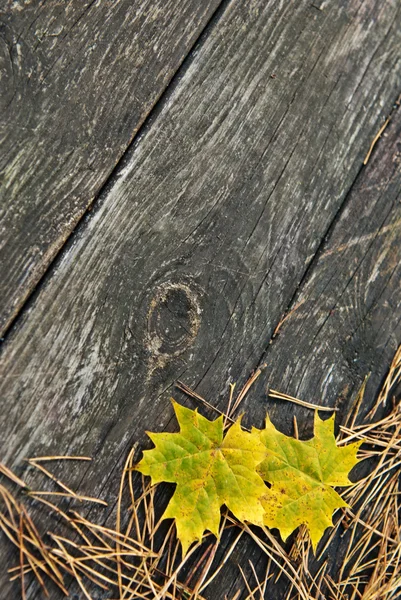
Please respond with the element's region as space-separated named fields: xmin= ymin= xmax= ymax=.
xmin=0 ymin=346 xmax=400 ymax=599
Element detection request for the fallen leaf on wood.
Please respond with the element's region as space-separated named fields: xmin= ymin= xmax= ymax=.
xmin=136 ymin=400 xmax=267 ymax=554
xmin=256 ymin=413 xmax=362 ymax=551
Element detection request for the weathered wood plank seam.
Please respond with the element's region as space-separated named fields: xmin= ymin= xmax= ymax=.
xmin=0 ymin=0 xmax=232 ymax=344
xmin=255 ymin=92 xmax=401 ymax=372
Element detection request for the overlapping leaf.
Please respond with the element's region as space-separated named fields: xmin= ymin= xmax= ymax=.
xmin=136 ymin=401 xmax=267 ymax=554
xmin=136 ymin=401 xmax=363 ymax=553
xmin=255 ymin=413 xmax=362 ymax=550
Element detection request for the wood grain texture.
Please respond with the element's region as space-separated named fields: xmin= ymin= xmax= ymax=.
xmin=1 ymin=0 xmax=401 ymax=597
xmin=0 ymin=0 xmax=222 ymax=336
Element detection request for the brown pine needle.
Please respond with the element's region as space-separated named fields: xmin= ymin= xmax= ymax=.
xmin=27 ymin=456 xmax=92 ymax=462
xmin=230 ymin=364 xmax=266 ymax=415
xmin=363 ymin=117 xmax=391 ymax=165
xmin=176 ymin=380 xmax=235 ymax=424
xmin=27 ymin=490 xmax=108 ymax=506
xmin=199 ymin=528 xmax=244 ymax=593
xmin=19 ymin=515 xmax=26 ymax=600
xmin=269 ymin=389 xmax=338 ymax=412
xmin=27 ymin=460 xmax=80 ymax=499
xmin=53 ymin=537 xmax=95 ymax=600
xmin=224 ymin=383 xmax=236 ymax=428
xmin=0 ymin=464 xmax=28 ymax=489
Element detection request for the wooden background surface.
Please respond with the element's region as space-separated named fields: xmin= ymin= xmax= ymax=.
xmin=1 ymin=0 xmax=401 ymax=598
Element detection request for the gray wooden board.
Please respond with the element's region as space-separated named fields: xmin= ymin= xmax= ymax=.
xmin=1 ymin=0 xmax=401 ymax=597
xmin=0 ymin=0 xmax=222 ymax=336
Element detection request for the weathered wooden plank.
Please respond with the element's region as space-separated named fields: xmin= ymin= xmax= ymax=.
xmin=252 ymin=111 xmax=401 ymax=437
xmin=1 ymin=0 xmax=401 ymax=597
xmin=0 ymin=0 xmax=222 ymax=336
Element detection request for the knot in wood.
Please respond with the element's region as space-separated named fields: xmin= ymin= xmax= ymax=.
xmin=146 ymin=282 xmax=201 ymax=368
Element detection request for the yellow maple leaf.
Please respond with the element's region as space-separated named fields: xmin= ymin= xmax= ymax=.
xmin=136 ymin=400 xmax=267 ymax=554
xmin=255 ymin=412 xmax=363 ymax=551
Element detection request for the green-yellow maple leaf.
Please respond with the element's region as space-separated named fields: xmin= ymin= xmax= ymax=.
xmin=255 ymin=412 xmax=363 ymax=551
xmin=136 ymin=400 xmax=267 ymax=554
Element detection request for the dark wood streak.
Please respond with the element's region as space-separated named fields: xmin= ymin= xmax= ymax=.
xmin=0 ymin=0 xmax=222 ymax=336
xmin=1 ymin=0 xmax=401 ymax=597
